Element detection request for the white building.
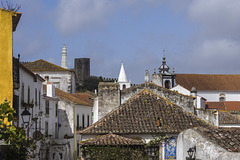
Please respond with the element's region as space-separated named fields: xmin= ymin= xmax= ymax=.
xmin=17 ymin=64 xmax=61 ymax=160
xmin=171 ymin=84 xmax=206 ymax=109
xmin=24 ymin=59 xmax=76 ymax=93
xmin=55 ymin=88 xmax=92 ymax=158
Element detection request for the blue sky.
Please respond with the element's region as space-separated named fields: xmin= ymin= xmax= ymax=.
xmin=9 ymin=0 xmax=240 ymax=84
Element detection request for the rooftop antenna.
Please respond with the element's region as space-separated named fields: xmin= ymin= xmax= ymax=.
xmin=1 ymin=1 xmax=21 ymax=12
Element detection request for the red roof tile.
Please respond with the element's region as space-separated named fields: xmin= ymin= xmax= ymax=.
xmin=71 ymin=92 xmax=94 ymax=105
xmin=55 ymin=88 xmax=91 ymax=106
xmin=79 ymin=90 xmax=208 ymax=135
xmin=219 ymin=111 xmax=240 ymax=125
xmin=24 ymin=59 xmax=73 ymax=72
xmin=80 ymin=134 xmax=144 ymax=146
xmin=196 ymin=127 xmax=240 ymax=152
xmin=176 ymin=74 xmax=240 ymax=91
xmin=206 ymin=101 xmax=240 ymax=111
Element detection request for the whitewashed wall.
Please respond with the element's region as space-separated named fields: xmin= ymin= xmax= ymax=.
xmin=177 ymin=129 xmax=240 ymax=160
xmin=36 ymin=71 xmax=75 ymax=93
xmin=197 ymin=91 xmax=240 ymax=102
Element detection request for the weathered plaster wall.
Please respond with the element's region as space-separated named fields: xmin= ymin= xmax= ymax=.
xmin=177 ymin=129 xmax=240 ymax=160
xmin=196 ymin=109 xmax=218 ymax=126
xmin=98 ymin=82 xmax=120 ymax=120
xmin=152 ymin=73 xmax=162 ymax=86
xmin=58 ymin=100 xmax=74 ymax=138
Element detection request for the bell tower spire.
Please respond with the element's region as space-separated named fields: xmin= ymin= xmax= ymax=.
xmin=117 ymin=62 xmax=131 ymax=90
xmin=61 ymin=44 xmax=67 ymax=69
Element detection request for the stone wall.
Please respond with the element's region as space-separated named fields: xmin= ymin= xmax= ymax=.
xmin=98 ymin=82 xmax=120 ymax=120
xmin=74 ymin=58 xmax=90 ymax=85
xmin=152 ymin=73 xmax=162 ymax=86
xmin=121 ymin=83 xmax=195 ymax=113
xmin=196 ymin=109 xmax=218 ymax=126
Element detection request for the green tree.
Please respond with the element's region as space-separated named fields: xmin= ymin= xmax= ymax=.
xmin=0 ymin=101 xmax=30 ymax=160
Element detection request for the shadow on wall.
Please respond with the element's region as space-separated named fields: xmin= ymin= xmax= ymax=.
xmin=59 ymin=109 xmax=73 ymax=139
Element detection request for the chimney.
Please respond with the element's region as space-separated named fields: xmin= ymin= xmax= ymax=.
xmin=47 ymin=83 xmax=55 ymax=97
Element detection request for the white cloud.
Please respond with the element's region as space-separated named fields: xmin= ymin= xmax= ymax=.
xmin=54 ymin=0 xmax=114 ymax=35
xmin=54 ymin=0 xmax=164 ymax=35
xmin=188 ymin=0 xmax=240 ymax=39
xmin=190 ymin=39 xmax=240 ymax=69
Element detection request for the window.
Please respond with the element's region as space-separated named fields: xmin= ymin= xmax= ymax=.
xmin=45 ymin=121 xmax=48 ymax=135
xmin=28 ymin=86 xmax=30 ymax=103
xmin=123 ymin=84 xmax=126 ymax=89
xmin=82 ymin=114 xmax=85 ymax=129
xmin=35 ymin=88 xmax=38 ymax=106
xmin=146 ymin=146 xmax=159 ymax=160
xmin=164 ymin=80 xmax=170 ymax=89
xmin=77 ymin=141 xmax=80 ymax=156
xmin=55 ymin=122 xmax=58 ymax=138
xmin=77 ymin=114 xmax=79 ymax=128
xmin=55 ymin=103 xmax=58 ymax=117
xmin=219 ymin=93 xmax=226 ymax=101
xmin=87 ymin=115 xmax=90 ymax=127
xmin=21 ymin=83 xmax=24 ymax=103
xmin=39 ymin=91 xmax=41 ymax=109
xmin=45 ymin=101 xmax=49 ymax=115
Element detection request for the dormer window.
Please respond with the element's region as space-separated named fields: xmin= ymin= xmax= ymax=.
xmin=219 ymin=93 xmax=226 ymax=101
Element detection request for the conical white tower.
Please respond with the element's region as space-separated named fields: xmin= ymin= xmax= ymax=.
xmin=118 ymin=62 xmax=131 ymax=90
xmin=61 ymin=44 xmax=67 ymax=69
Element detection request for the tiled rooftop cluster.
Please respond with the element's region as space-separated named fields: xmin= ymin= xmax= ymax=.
xmin=24 ymin=59 xmax=72 ymax=72
xmin=81 ymin=134 xmax=144 ymax=146
xmin=71 ymin=92 xmax=94 ymax=105
xmin=80 ymin=90 xmax=208 ymax=135
xmin=176 ymin=74 xmax=240 ymax=91
xmin=219 ymin=111 xmax=240 ymax=125
xmin=196 ymin=127 xmax=240 ymax=152
xmin=55 ymin=88 xmax=91 ymax=106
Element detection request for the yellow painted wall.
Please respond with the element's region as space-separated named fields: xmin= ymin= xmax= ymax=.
xmin=0 ymin=9 xmax=16 ymax=107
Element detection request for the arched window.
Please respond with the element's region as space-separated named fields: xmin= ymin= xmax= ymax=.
xmin=123 ymin=84 xmax=126 ymax=89
xmin=219 ymin=93 xmax=226 ymax=101
xmin=165 ymin=80 xmax=170 ymax=89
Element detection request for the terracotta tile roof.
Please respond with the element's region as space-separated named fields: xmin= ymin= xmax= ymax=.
xmin=219 ymin=111 xmax=240 ymax=125
xmin=79 ymin=90 xmax=208 ymax=135
xmin=80 ymin=134 xmax=145 ymax=146
xmin=71 ymin=92 xmax=94 ymax=105
xmin=196 ymin=127 xmax=240 ymax=152
xmin=206 ymin=101 xmax=240 ymax=111
xmin=176 ymin=74 xmax=240 ymax=91
xmin=206 ymin=102 xmax=226 ymax=110
xmin=24 ymin=59 xmax=73 ymax=72
xmin=55 ymin=88 xmax=91 ymax=106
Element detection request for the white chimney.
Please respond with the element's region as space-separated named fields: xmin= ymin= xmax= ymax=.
xmin=47 ymin=83 xmax=55 ymax=97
